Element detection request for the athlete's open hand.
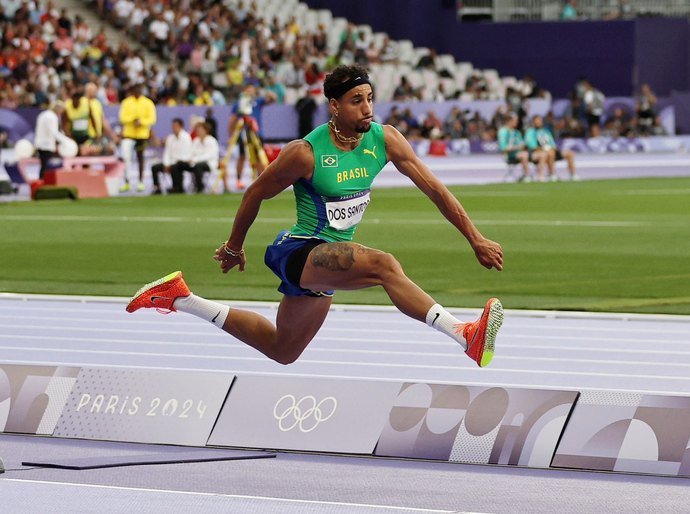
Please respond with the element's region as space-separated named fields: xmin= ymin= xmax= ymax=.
xmin=213 ymin=243 xmax=246 ymax=273
xmin=472 ymin=238 xmax=503 ymax=271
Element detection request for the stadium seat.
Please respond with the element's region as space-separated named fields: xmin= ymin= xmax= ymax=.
xmin=456 ymin=62 xmax=474 ymax=76
xmin=372 ymin=32 xmax=386 ymax=51
xmin=422 ymin=70 xmax=439 ymax=92
xmin=406 ymin=70 xmax=424 ymax=90
xmin=302 ymin=11 xmax=319 ymax=33
xmin=502 ymin=76 xmax=518 ymax=89
xmin=328 ymin=17 xmax=348 ymax=52
xmin=483 ymin=69 xmax=502 ymax=98
xmin=413 ymin=47 xmax=430 ymax=65
xmin=317 ymin=9 xmax=333 ymax=27
xmin=541 ymin=2 xmax=562 ymax=20
xmin=397 ymin=40 xmax=415 ymax=65
xmin=439 ymin=77 xmax=457 ymax=98
xmin=369 ymin=63 xmax=395 ymax=101
xmin=436 ymin=54 xmax=456 ymax=74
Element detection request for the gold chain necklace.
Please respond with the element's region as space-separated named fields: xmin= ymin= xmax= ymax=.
xmin=328 ymin=119 xmax=362 ymax=144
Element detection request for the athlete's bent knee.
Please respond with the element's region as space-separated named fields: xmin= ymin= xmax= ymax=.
xmin=269 ymin=339 xmax=309 ymax=365
xmin=371 ymin=251 xmax=402 ymax=281
xmin=272 ymin=349 xmax=302 ymax=365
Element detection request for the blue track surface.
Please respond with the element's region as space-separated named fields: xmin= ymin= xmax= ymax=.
xmin=2 ymin=295 xmax=690 ymax=395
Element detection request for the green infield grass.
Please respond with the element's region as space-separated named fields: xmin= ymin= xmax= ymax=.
xmin=1 ymin=177 xmax=689 ymax=314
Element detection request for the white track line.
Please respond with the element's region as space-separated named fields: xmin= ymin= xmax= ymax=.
xmin=5 ymin=334 xmax=690 ymax=358
xmin=1 ymin=344 xmax=689 ymax=381
xmin=1 ymin=328 xmax=688 ymax=350
xmin=5 ymin=336 xmax=690 ymax=364
xmin=4 ymin=314 xmax=690 ymax=335
xmin=0 ymin=479 xmax=458 ymax=513
xmin=4 ymin=294 xmax=690 ymax=323
xmin=3 ymin=342 xmax=690 ymax=371
xmin=5 ymin=322 xmax=687 ymax=342
xmin=0 ymin=360 xmax=682 ymax=395
xmin=2 ymin=326 xmax=690 ymax=354
xmin=0 ymin=213 xmax=678 ymax=228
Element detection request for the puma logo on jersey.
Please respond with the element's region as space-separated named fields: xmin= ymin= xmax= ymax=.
xmin=362 ymin=146 xmax=377 ymax=159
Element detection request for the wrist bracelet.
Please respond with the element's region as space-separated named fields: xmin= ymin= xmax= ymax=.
xmin=223 ymin=244 xmax=244 ymax=257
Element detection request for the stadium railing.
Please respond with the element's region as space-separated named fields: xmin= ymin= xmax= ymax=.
xmin=457 ymin=0 xmax=690 ymax=22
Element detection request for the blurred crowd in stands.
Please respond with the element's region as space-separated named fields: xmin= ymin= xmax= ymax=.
xmin=385 ymin=79 xmax=665 ymax=143
xmin=0 ymin=0 xmax=668 ymax=143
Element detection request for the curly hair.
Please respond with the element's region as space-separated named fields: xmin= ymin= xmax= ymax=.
xmin=323 ymin=64 xmax=370 ymax=99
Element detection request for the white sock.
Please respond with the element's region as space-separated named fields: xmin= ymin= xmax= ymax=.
xmin=426 ymin=304 xmax=467 ymax=350
xmin=173 ymin=294 xmax=230 ymax=329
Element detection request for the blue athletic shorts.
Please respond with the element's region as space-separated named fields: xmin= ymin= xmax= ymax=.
xmin=264 ymin=231 xmax=334 ymax=297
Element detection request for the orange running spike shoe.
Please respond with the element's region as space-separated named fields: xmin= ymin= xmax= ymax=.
xmin=126 ymin=271 xmax=191 ymax=314
xmin=456 ymin=297 xmax=503 ymax=367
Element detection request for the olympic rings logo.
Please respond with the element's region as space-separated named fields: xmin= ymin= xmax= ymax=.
xmin=273 ymin=394 xmax=338 ymax=433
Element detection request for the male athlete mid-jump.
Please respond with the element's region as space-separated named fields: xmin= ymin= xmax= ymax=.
xmin=127 ymin=64 xmax=504 ymax=367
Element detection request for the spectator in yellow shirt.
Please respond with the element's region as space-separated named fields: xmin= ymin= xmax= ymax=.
xmin=64 ymin=89 xmax=91 ymax=146
xmin=79 ymin=82 xmax=119 ymax=156
xmin=118 ymin=83 xmax=156 ymax=193
xmin=86 ymin=82 xmax=117 ymax=141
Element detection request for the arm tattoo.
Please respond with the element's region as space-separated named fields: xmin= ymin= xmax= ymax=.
xmin=311 ymin=243 xmax=355 ymax=272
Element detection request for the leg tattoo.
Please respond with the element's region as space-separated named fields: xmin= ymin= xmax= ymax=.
xmin=311 ymin=243 xmax=355 ymax=272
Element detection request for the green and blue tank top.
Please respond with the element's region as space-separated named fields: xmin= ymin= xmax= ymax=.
xmin=290 ymin=121 xmax=388 ymax=242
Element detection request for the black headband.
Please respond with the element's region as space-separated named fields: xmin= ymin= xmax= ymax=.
xmin=324 ymin=75 xmax=371 ymax=100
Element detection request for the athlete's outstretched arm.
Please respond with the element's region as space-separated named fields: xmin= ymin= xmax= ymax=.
xmin=383 ymin=125 xmax=503 ymax=271
xmin=214 ymin=140 xmax=314 ymax=273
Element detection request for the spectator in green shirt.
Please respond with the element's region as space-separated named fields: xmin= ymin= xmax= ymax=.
xmin=561 ymin=0 xmax=578 ymax=20
xmin=264 ymin=74 xmax=286 ymax=104
xmin=497 ymin=112 xmax=546 ymax=182
xmin=525 ymin=115 xmax=578 ymax=181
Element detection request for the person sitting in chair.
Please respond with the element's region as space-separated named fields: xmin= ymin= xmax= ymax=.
xmin=497 ymin=112 xmax=546 ymax=182
xmin=151 ymin=118 xmax=193 ymax=195
xmin=524 ymin=115 xmax=578 ymax=181
xmin=176 ymin=121 xmax=218 ymax=193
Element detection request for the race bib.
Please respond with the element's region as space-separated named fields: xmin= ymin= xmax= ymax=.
xmin=72 ymin=119 xmax=89 ymax=132
xmin=325 ymin=190 xmax=371 ymax=231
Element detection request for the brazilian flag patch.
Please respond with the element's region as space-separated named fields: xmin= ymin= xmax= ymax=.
xmin=321 ymin=155 xmax=338 ymax=167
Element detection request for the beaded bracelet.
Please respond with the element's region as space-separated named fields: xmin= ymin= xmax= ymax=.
xmin=223 ymin=244 xmax=244 ymax=257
